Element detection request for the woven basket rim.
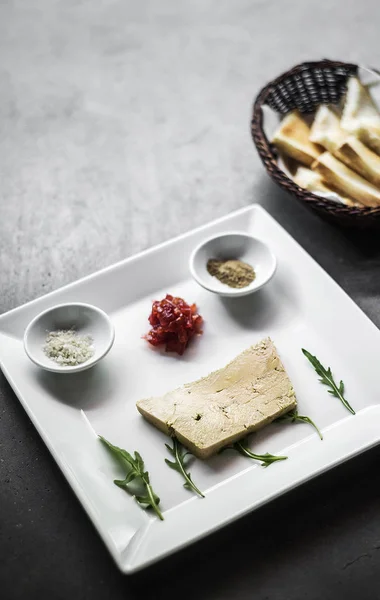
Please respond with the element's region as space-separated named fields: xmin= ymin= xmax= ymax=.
xmin=251 ymin=59 xmax=380 ymax=220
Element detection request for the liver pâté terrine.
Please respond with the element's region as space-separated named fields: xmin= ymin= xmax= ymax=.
xmin=136 ymin=338 xmax=296 ymax=459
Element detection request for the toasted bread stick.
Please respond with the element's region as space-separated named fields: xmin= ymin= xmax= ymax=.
xmin=334 ymin=135 xmax=380 ymax=187
xmin=341 ymin=77 xmax=380 ymax=155
xmin=312 ymin=152 xmax=380 ymax=207
xmin=293 ymin=166 xmax=357 ymax=206
xmin=272 ymin=110 xmax=322 ymax=167
xmin=309 ymin=105 xmax=346 ymax=152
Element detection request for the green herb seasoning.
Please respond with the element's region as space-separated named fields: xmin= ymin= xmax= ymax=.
xmin=221 ymin=437 xmax=287 ymax=467
xmin=164 ymin=437 xmax=205 ymax=498
xmin=302 ymin=348 xmax=355 ymax=415
xmin=99 ymin=436 xmax=163 ymax=520
xmin=276 ymin=409 xmax=323 ymax=440
xmin=207 ymin=258 xmax=256 ymax=289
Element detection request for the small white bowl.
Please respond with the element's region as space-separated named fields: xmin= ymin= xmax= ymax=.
xmin=189 ymin=232 xmax=277 ymax=297
xmin=24 ymin=302 xmax=115 ymax=373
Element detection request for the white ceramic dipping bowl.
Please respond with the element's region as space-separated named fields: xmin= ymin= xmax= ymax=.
xmin=24 ymin=302 xmax=115 ymax=373
xmin=190 ymin=232 xmax=277 ymax=298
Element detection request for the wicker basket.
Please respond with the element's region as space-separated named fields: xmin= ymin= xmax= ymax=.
xmin=251 ymin=59 xmax=380 ymax=228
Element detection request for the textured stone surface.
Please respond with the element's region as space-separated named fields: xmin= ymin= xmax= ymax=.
xmin=1 ymin=1 xmax=380 ymax=598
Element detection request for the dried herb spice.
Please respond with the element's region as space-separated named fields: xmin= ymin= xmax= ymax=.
xmin=207 ymin=258 xmax=256 ymax=288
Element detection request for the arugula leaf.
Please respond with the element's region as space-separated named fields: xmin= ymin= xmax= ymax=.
xmin=302 ymin=348 xmax=355 ymax=415
xmin=99 ymin=436 xmax=163 ymax=520
xmin=222 ymin=437 xmax=287 ymax=467
xmin=277 ymin=409 xmax=323 ymax=440
xmin=165 ymin=437 xmax=205 ymax=498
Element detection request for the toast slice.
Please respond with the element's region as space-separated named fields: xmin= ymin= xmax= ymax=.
xmin=334 ymin=135 xmax=380 ymax=187
xmin=309 ymin=105 xmax=347 ymax=152
xmin=136 ymin=338 xmax=296 ymax=459
xmin=272 ymin=110 xmax=322 ymax=167
xmin=293 ymin=167 xmax=357 ymax=206
xmin=341 ymin=77 xmax=380 ymax=155
xmin=312 ymin=152 xmax=380 ymax=207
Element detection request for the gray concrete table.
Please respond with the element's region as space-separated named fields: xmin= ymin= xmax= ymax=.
xmin=2 ymin=1 xmax=380 ymax=598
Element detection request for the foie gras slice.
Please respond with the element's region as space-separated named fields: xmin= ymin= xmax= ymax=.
xmin=272 ymin=110 xmax=322 ymax=167
xmin=136 ymin=338 xmax=297 ymax=459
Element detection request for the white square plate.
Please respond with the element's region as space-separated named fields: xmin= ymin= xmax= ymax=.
xmin=1 ymin=205 xmax=379 ymax=574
